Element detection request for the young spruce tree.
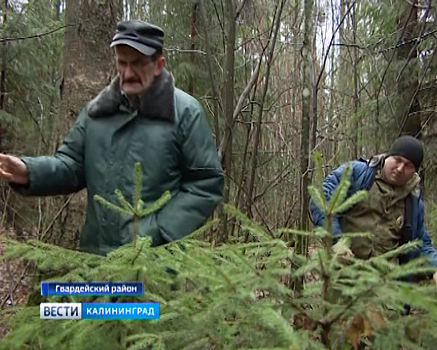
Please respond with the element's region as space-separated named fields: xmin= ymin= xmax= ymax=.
xmin=1 ymin=158 xmax=437 ymax=350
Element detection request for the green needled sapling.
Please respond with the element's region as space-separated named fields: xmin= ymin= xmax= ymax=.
xmin=94 ymin=162 xmax=171 ymax=248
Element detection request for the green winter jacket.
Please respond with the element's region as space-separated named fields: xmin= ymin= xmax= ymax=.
xmin=11 ymin=69 xmax=224 ymax=255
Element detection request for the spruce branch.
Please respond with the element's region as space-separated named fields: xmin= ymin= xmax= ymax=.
xmin=93 ymin=194 xmax=131 ymax=216
xmin=140 ymin=191 xmax=171 ymax=217
xmin=308 ymin=185 xmax=327 ymax=215
xmin=131 ymin=237 xmax=150 ymax=266
xmin=323 ymin=286 xmax=379 ymax=327
xmin=126 ymin=333 xmax=160 ymax=350
xmin=93 ymin=162 xmax=171 ymax=248
xmin=312 ymin=150 xmax=326 ymax=193
xmin=327 ymin=165 xmax=351 ymax=214
xmin=223 ymin=203 xmax=273 ymax=240
xmin=274 ymin=227 xmax=326 ymax=238
xmin=115 ymin=189 xmax=135 ymax=212
xmin=332 ymin=190 xmax=368 ymax=214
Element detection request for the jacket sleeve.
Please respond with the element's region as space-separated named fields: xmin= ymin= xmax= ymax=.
xmin=309 ymin=162 xmax=355 ymax=242
xmin=10 ymin=108 xmax=87 ymax=196
xmin=153 ymin=101 xmax=224 ymax=244
xmin=417 ymin=199 xmax=437 ymax=268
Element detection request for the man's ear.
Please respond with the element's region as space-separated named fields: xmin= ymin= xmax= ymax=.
xmin=154 ymin=56 xmax=165 ymax=76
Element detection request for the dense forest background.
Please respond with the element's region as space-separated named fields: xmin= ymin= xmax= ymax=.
xmin=1 ymin=0 xmax=437 ymax=348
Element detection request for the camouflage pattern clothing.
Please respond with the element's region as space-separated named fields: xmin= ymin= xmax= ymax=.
xmin=339 ymin=168 xmax=420 ymax=260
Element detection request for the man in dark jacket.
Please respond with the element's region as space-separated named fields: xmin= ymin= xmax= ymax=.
xmin=310 ymin=136 xmax=437 ymax=280
xmin=0 ymin=20 xmax=224 ymax=255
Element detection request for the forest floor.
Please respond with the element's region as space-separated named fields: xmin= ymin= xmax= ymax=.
xmin=0 ymin=228 xmax=33 ymax=337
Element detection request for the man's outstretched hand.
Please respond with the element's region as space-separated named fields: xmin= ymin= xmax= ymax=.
xmin=0 ymin=153 xmax=28 ymax=185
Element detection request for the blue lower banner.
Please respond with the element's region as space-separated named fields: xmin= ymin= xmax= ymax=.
xmin=40 ymin=302 xmax=159 ymax=319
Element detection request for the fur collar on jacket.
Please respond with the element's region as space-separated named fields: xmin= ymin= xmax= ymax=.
xmin=87 ymin=68 xmax=175 ymax=123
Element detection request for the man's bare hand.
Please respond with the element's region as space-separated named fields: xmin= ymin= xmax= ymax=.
xmin=433 ymin=271 xmax=437 ymax=286
xmin=0 ymin=153 xmax=28 ymax=185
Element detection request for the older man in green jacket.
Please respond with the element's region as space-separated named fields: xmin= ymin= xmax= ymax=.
xmin=0 ymin=20 xmax=224 ymax=256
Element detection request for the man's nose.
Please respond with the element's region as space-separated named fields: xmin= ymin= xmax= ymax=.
xmin=124 ymin=65 xmax=135 ymax=79
xmin=397 ymin=163 xmax=405 ymax=173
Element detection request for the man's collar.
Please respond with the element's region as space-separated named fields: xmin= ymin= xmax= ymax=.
xmin=120 ymin=90 xmax=141 ymax=111
xmin=87 ymin=68 xmax=175 ymax=123
xmin=377 ymin=167 xmax=421 ymax=193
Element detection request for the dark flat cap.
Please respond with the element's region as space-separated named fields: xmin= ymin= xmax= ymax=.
xmin=110 ymin=20 xmax=164 ymax=56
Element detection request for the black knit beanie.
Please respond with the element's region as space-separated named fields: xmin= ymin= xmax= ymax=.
xmin=387 ymin=135 xmax=423 ymax=171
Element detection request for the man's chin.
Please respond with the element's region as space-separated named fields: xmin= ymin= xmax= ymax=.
xmin=122 ymin=86 xmax=142 ymax=95
xmin=390 ymin=176 xmax=406 ymax=186
xmin=122 ymin=83 xmax=152 ymax=96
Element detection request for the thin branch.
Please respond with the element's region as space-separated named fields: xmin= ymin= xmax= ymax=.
xmin=404 ymin=0 xmax=433 ymax=9
xmin=217 ymin=37 xmax=269 ymax=162
xmin=224 ymin=171 xmax=275 ymax=238
xmin=396 ymin=0 xmax=431 ymax=81
xmin=200 ymin=0 xmax=223 ymax=144
xmin=333 ymin=28 xmax=437 ymax=54
xmin=375 ymin=3 xmax=417 ymax=118
xmin=254 ymin=167 xmax=292 ymax=202
xmin=0 ymin=261 xmax=32 ymax=309
xmin=398 ymin=42 xmax=437 ymax=136
xmin=40 ymin=194 xmax=77 ymax=240
xmin=0 ymin=24 xmax=74 ymax=43
xmin=245 ymin=0 xmax=286 ymax=225
xmin=235 ymin=0 xmax=249 ymax=20
xmin=213 ymin=0 xmax=226 ymax=51
xmin=0 ymin=195 xmax=34 ymax=227
xmin=27 ymin=110 xmax=48 ymax=148
xmin=315 ymin=1 xmax=356 ymax=89
xmin=233 ymin=53 xmax=266 ymax=120
xmin=164 ymin=47 xmax=206 ymax=55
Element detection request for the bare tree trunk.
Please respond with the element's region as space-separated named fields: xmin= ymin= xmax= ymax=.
xmin=0 ymin=0 xmax=12 ymax=226
xmin=235 ymin=86 xmax=256 ymax=213
xmin=48 ymin=0 xmax=122 ymax=247
xmin=218 ymin=0 xmax=236 ymax=243
xmin=0 ymin=0 xmax=8 ymax=151
xmin=310 ymin=0 xmax=318 ymax=156
xmin=189 ymin=2 xmax=198 ymax=95
xmin=352 ymin=1 xmax=359 ymax=158
xmin=395 ymin=1 xmax=421 ymax=137
xmin=327 ymin=0 xmax=336 ymax=163
xmin=59 ymin=0 xmax=121 ymax=136
xmin=298 ymin=0 xmax=314 ymax=246
xmin=199 ymin=0 xmax=221 ymax=147
xmin=338 ymin=0 xmax=347 ymax=158
xmin=245 ymin=0 xmax=286 ymax=223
